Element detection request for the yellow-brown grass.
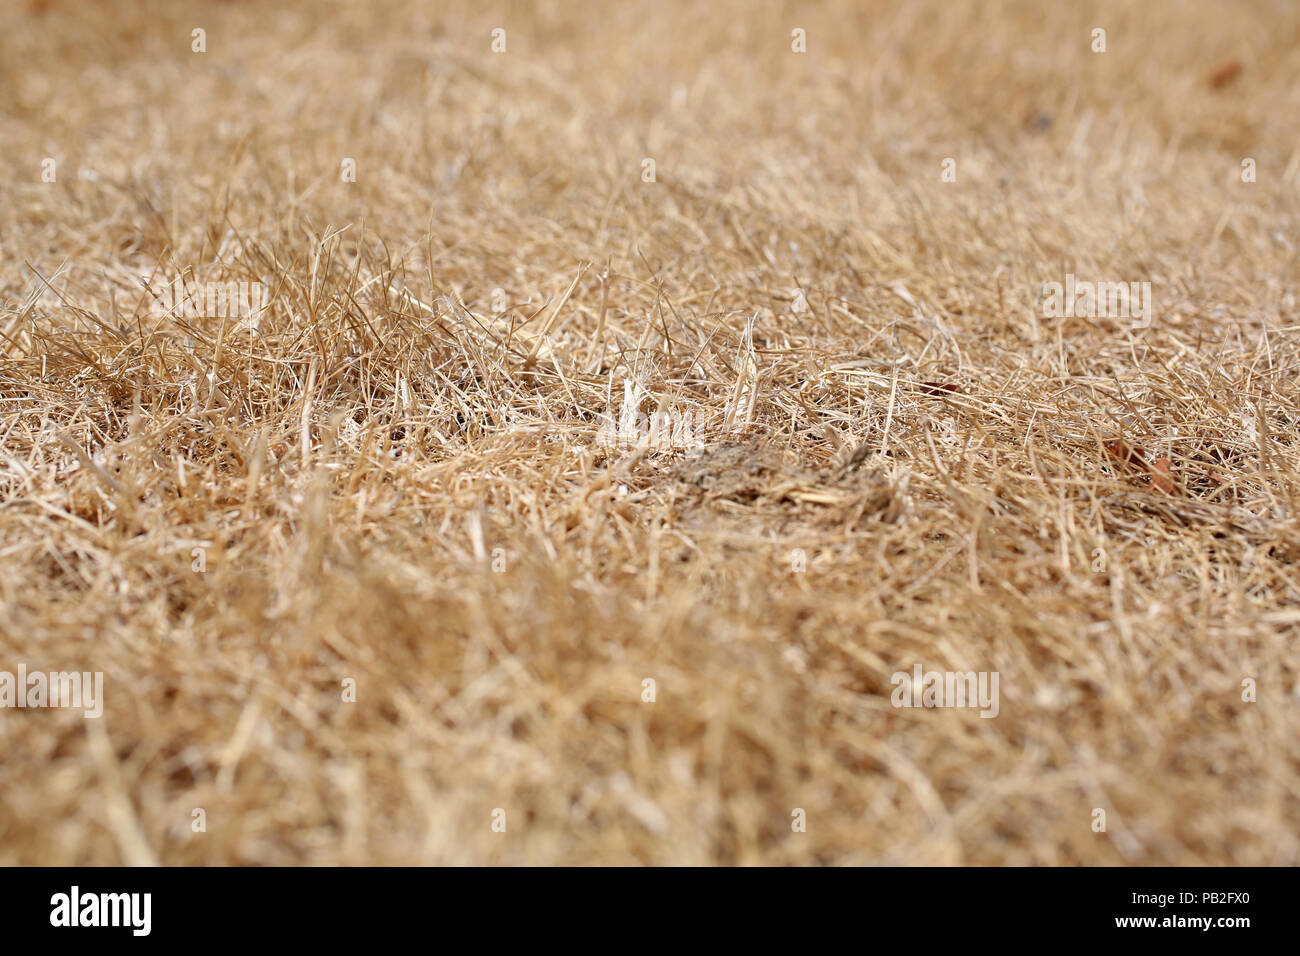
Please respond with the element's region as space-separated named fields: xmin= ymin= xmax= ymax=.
xmin=1 ymin=0 xmax=1298 ymax=864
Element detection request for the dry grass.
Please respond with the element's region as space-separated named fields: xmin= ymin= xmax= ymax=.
xmin=1 ymin=0 xmax=1299 ymax=865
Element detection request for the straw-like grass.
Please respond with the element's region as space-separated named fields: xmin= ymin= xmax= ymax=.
xmin=1 ymin=0 xmax=1298 ymax=864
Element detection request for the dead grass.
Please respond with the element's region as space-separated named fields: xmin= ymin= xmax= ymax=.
xmin=1 ymin=0 xmax=1299 ymax=865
